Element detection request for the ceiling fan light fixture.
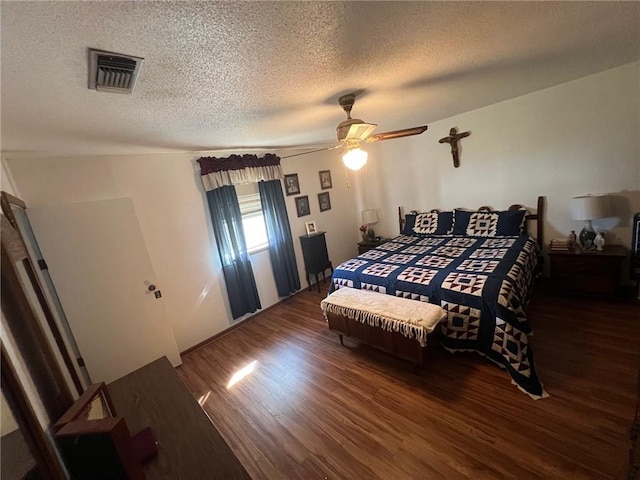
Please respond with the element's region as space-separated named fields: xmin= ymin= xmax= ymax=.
xmin=342 ymin=147 xmax=368 ymax=171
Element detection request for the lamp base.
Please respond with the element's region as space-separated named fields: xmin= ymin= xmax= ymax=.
xmin=579 ymin=221 xmax=596 ymax=250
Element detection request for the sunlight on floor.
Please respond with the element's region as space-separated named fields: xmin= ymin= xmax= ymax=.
xmin=227 ymin=360 xmax=257 ymax=389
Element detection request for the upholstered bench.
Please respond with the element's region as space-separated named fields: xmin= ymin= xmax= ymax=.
xmin=321 ymin=287 xmax=446 ymax=366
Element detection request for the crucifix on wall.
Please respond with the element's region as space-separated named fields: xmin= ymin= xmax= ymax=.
xmin=439 ymin=127 xmax=471 ymax=168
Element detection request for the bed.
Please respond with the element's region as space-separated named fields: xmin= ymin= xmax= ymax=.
xmin=329 ymin=197 xmax=546 ymax=398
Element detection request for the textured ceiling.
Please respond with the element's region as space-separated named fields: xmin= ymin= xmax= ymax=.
xmin=1 ymin=1 xmax=639 ymax=157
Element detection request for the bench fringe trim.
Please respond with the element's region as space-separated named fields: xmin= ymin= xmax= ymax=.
xmin=322 ymin=303 xmax=428 ymax=347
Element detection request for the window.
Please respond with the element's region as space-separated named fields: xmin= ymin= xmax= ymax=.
xmin=237 ymin=186 xmax=268 ymax=253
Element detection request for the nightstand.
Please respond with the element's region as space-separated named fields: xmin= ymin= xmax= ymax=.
xmin=299 ymin=232 xmax=333 ymax=293
xmin=548 ymin=245 xmax=627 ymax=299
xmin=357 ymin=237 xmax=389 ymax=254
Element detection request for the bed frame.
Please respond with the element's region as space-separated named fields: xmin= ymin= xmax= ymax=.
xmin=398 ymin=196 xmax=545 ymax=249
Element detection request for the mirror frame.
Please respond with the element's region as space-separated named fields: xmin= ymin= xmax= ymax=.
xmin=1 ymin=191 xmax=84 ymax=394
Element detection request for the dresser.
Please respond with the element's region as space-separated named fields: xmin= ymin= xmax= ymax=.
xmin=108 ymin=357 xmax=250 ymax=479
xmin=299 ymin=232 xmax=333 ymax=292
xmin=548 ymin=245 xmax=627 ymax=299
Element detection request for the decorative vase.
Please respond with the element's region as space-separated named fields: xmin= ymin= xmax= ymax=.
xmin=361 ymin=233 xmax=368 ymax=242
xmin=367 ymin=228 xmax=376 ymax=241
xmin=568 ymin=230 xmax=577 ymax=247
xmin=579 ymin=220 xmax=596 ymax=250
xmin=594 ymin=231 xmax=605 ymax=251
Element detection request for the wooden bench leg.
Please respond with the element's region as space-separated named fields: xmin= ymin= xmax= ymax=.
xmin=339 ymin=334 xmax=344 ymax=347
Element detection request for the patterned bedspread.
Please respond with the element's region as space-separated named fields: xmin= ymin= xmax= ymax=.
xmin=330 ymin=234 xmax=545 ymax=398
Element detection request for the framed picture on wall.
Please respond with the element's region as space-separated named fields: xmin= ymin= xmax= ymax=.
xmin=295 ymin=195 xmax=310 ymax=217
xmin=318 ymin=192 xmax=331 ymax=212
xmin=304 ymin=221 xmax=317 ymax=236
xmin=319 ymin=170 xmax=332 ymax=190
xmin=284 ymin=174 xmax=300 ymax=196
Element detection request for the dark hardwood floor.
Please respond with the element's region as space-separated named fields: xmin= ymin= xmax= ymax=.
xmin=178 ymin=284 xmax=639 ymax=479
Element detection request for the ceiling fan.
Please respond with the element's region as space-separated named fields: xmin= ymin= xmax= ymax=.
xmin=285 ymin=93 xmax=428 ymax=170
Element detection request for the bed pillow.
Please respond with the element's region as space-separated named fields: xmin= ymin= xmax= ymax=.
xmin=452 ymin=209 xmax=526 ymax=237
xmin=403 ymin=211 xmax=454 ymax=236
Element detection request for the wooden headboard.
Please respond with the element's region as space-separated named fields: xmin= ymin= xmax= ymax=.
xmin=398 ymin=196 xmax=545 ymax=249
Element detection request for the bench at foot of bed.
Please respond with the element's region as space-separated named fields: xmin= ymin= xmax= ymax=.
xmin=321 ymin=288 xmax=446 ymax=366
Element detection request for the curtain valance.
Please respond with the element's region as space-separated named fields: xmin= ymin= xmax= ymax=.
xmin=197 ymin=153 xmax=283 ymax=191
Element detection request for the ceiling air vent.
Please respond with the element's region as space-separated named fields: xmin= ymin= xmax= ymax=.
xmin=88 ymin=49 xmax=144 ymax=94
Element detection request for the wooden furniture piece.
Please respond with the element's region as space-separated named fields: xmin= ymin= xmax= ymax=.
xmin=548 ymin=245 xmax=627 ymax=299
xmin=321 ymin=289 xmax=446 ymax=366
xmin=107 ymin=357 xmax=250 ymax=480
xmin=325 ymin=312 xmax=441 ymax=366
xmin=357 ymin=237 xmax=389 ymax=254
xmin=299 ymin=232 xmax=333 ymax=292
xmin=632 ymin=212 xmax=640 ymax=298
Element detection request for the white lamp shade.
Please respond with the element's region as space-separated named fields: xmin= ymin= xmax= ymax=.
xmin=361 ymin=209 xmax=378 ymax=225
xmin=571 ymin=195 xmax=611 ymax=220
xmin=342 ymin=148 xmax=368 ymax=170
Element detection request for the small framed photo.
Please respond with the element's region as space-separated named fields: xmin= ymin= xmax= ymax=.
xmin=318 ymin=191 xmax=331 ymax=212
xmin=319 ymin=170 xmax=332 ymax=190
xmin=284 ymin=173 xmax=300 ymax=196
xmin=304 ymin=221 xmax=317 ymax=236
xmin=295 ymin=195 xmax=310 ymax=217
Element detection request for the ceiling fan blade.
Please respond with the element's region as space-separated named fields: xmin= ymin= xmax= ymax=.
xmin=364 ymin=125 xmax=428 ymax=143
xmin=282 ymin=144 xmax=341 ymax=159
xmin=345 ymin=122 xmax=377 ymax=141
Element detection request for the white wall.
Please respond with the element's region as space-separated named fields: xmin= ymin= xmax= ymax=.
xmin=358 ymin=62 xmax=640 ymax=262
xmin=1 ymin=156 xmax=20 ymax=196
xmin=6 ymin=150 xmax=358 ymax=352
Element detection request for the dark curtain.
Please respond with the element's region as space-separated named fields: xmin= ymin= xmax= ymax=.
xmin=206 ymin=185 xmax=261 ymax=319
xmin=259 ymin=180 xmax=301 ymax=296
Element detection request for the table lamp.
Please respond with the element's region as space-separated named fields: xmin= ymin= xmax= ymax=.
xmin=571 ymin=195 xmax=610 ymax=250
xmin=361 ymin=209 xmax=379 ymax=240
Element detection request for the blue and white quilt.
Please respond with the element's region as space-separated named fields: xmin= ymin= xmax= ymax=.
xmin=330 ymin=234 xmax=545 ymax=398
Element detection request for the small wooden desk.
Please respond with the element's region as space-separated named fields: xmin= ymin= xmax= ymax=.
xmin=108 ymin=357 xmax=250 ymax=479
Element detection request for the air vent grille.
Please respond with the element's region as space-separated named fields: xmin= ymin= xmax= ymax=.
xmin=88 ymin=49 xmax=144 ymax=94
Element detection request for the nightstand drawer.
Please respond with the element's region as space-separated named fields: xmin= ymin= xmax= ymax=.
xmin=552 ymin=274 xmax=617 ymax=296
xmin=549 ymin=255 xmax=619 ymax=276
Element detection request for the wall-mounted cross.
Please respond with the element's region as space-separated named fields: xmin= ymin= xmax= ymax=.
xmin=439 ymin=127 xmax=471 ymax=168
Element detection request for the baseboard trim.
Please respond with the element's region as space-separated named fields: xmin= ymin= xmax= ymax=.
xmin=179 ymin=289 xmax=303 ymax=358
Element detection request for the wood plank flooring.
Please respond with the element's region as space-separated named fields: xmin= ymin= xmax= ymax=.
xmin=178 ymin=285 xmax=639 ymax=479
